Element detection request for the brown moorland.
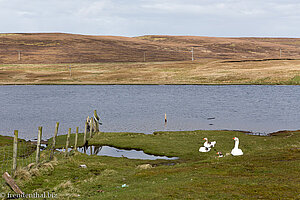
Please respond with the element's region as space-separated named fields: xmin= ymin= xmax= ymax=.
xmin=0 ymin=33 xmax=300 ymax=84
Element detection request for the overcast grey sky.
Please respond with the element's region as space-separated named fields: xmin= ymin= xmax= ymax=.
xmin=1 ymin=0 xmax=300 ymax=37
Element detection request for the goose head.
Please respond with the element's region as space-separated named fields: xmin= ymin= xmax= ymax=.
xmin=203 ymin=138 xmax=208 ymax=141
xmin=233 ymin=137 xmax=239 ymax=142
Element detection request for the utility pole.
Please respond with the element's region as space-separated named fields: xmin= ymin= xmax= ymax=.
xmin=17 ymin=50 xmax=21 ymax=61
xmin=191 ymin=47 xmax=194 ymax=61
xmin=280 ymin=48 xmax=282 ymax=58
xmin=69 ymin=66 xmax=72 ymax=78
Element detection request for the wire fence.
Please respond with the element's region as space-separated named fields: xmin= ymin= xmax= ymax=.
xmin=0 ymin=110 xmax=100 ymax=188
xmin=0 ymin=133 xmax=36 ymax=186
xmin=16 ymin=140 xmax=36 ymax=169
xmin=0 ymin=145 xmax=13 ymax=180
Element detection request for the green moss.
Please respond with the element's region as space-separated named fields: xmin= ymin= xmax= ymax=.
xmin=0 ymin=135 xmax=14 ymax=146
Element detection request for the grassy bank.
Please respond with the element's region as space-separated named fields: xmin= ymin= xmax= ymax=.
xmin=0 ymin=135 xmax=14 ymax=146
xmin=1 ymin=59 xmax=300 ymax=85
xmin=1 ymin=130 xmax=299 ymax=199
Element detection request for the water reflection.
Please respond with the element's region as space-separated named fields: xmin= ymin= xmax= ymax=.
xmin=77 ymin=145 xmax=179 ymax=160
xmin=57 ymin=145 xmax=178 ymax=160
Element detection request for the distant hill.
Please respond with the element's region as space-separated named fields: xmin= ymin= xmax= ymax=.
xmin=0 ymin=33 xmax=299 ymax=64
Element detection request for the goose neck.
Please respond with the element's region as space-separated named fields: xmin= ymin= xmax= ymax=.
xmin=234 ymin=140 xmax=239 ymax=149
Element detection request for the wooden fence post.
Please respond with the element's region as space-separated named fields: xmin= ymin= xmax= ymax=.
xmin=84 ymin=121 xmax=87 ymax=145
xmin=36 ymin=127 xmax=42 ymax=164
xmin=89 ymin=117 xmax=94 ymax=138
xmin=2 ymin=172 xmax=23 ymax=195
xmin=12 ymin=130 xmax=18 ymax=175
xmin=74 ymin=127 xmax=79 ymax=150
xmin=94 ymin=110 xmax=100 ymax=132
xmin=65 ymin=128 xmax=71 ymax=156
xmin=50 ymin=122 xmax=59 ymax=160
xmin=84 ymin=121 xmax=88 ymax=154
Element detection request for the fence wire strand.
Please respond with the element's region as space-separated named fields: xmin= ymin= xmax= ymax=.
xmin=1 ymin=120 xmax=91 ymax=188
xmin=0 ymin=136 xmax=37 ymax=186
xmin=0 ymin=145 xmax=13 ymax=186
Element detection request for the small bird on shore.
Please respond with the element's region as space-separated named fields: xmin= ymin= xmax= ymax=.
xmin=216 ymin=152 xmax=224 ymax=157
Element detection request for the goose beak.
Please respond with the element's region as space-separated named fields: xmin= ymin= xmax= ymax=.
xmin=232 ymin=137 xmax=235 ymax=139
xmin=203 ymin=138 xmax=205 ymax=140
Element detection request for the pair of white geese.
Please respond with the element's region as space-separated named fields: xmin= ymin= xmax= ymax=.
xmin=199 ymin=137 xmax=243 ymax=156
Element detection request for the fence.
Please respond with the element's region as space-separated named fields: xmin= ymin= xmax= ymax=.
xmin=0 ymin=110 xmax=100 ymax=188
xmin=0 ymin=131 xmax=36 ymax=186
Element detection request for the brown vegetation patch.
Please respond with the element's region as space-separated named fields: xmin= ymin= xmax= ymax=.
xmin=0 ymin=33 xmax=300 ymax=64
xmin=1 ymin=59 xmax=300 ymax=84
xmin=0 ymin=70 xmax=18 ymax=78
xmin=0 ymin=33 xmax=300 ymax=84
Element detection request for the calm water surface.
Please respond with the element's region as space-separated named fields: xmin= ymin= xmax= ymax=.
xmin=76 ymin=146 xmax=179 ymax=160
xmin=0 ymin=85 xmax=299 ymax=139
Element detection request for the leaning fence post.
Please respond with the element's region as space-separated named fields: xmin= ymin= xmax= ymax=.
xmin=50 ymin=122 xmax=59 ymax=160
xmin=94 ymin=110 xmax=100 ymax=132
xmin=12 ymin=130 xmax=18 ymax=175
xmin=89 ymin=117 xmax=94 ymax=138
xmin=84 ymin=121 xmax=87 ymax=144
xmin=84 ymin=121 xmax=88 ymax=153
xmin=36 ymin=127 xmax=42 ymax=164
xmin=65 ymin=128 xmax=71 ymax=156
xmin=2 ymin=172 xmax=23 ymax=195
xmin=74 ymin=127 xmax=79 ymax=150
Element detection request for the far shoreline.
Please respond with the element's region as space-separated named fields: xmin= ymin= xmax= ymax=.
xmin=1 ymin=83 xmax=300 ymax=86
xmin=1 ymin=129 xmax=300 ymax=142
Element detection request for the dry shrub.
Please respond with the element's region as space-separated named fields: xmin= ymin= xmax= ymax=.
xmin=42 ymin=162 xmax=54 ymax=170
xmin=50 ymin=156 xmax=58 ymax=166
xmin=53 ymin=180 xmax=73 ymax=192
xmin=14 ymin=168 xmax=31 ymax=181
xmin=59 ymin=180 xmax=72 ymax=189
xmin=29 ymin=168 xmax=40 ymax=177
xmin=54 ymin=180 xmax=80 ymax=196
xmin=101 ymin=169 xmax=117 ymax=176
xmin=136 ymin=164 xmax=153 ymax=170
xmin=59 ymin=193 xmax=81 ymax=198
xmin=27 ymin=163 xmax=35 ymax=169
xmin=38 ymin=162 xmax=54 ymax=174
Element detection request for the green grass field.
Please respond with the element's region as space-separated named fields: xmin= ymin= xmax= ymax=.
xmin=1 ymin=130 xmax=299 ymax=199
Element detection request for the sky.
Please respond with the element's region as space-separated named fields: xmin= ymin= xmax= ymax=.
xmin=0 ymin=0 xmax=300 ymax=37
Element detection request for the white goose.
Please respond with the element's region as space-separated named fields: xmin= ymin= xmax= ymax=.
xmin=199 ymin=138 xmax=215 ymax=152
xmin=199 ymin=146 xmax=211 ymax=152
xmin=203 ymin=138 xmax=216 ymax=148
xmin=231 ymin=137 xmax=243 ymax=156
